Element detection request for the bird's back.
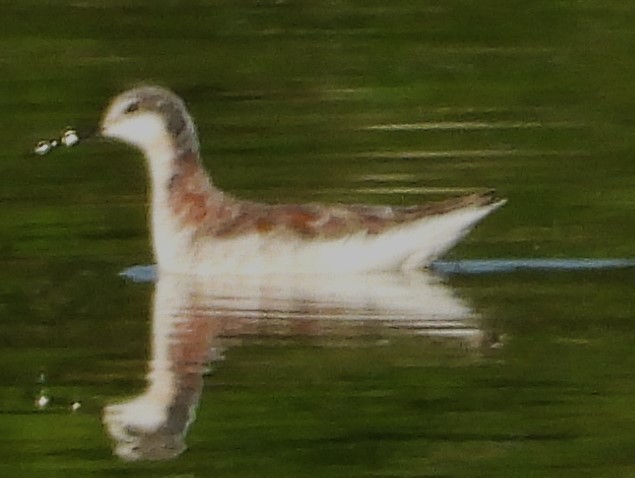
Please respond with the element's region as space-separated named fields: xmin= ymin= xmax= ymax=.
xmin=175 ymin=191 xmax=506 ymax=275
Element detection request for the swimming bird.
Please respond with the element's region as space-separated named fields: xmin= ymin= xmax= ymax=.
xmin=100 ymin=85 xmax=505 ymax=275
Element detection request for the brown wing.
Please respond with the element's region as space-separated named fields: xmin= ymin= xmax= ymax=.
xmin=210 ymin=190 xmax=500 ymax=239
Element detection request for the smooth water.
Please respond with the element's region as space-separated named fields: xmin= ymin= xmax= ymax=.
xmin=1 ymin=1 xmax=635 ymax=476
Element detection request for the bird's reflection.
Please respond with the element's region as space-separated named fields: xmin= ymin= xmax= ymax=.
xmin=103 ymin=271 xmax=483 ymax=461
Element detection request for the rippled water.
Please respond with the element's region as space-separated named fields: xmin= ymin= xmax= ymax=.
xmin=1 ymin=1 xmax=635 ymax=476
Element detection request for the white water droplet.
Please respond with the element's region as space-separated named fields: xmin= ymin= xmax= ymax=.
xmin=36 ymin=394 xmax=50 ymax=409
xmin=34 ymin=140 xmax=52 ymax=155
xmin=62 ymin=128 xmax=79 ymax=146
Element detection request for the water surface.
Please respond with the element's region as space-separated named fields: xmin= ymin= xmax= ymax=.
xmin=1 ymin=1 xmax=635 ymax=476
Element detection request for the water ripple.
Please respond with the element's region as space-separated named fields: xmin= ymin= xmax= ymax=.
xmin=121 ymin=259 xmax=635 ymax=283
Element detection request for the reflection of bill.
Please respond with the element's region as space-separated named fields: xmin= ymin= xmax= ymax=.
xmin=103 ymin=271 xmax=482 ymax=461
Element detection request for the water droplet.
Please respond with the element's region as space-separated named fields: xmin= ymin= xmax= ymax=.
xmin=61 ymin=128 xmax=79 ymax=147
xmin=34 ymin=140 xmax=52 ymax=155
xmin=36 ymin=393 xmax=50 ymax=409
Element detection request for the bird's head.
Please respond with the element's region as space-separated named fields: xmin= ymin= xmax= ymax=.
xmin=101 ymin=86 xmax=199 ymax=157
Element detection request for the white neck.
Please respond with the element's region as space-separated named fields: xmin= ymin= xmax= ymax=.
xmin=142 ymin=140 xmax=195 ymax=269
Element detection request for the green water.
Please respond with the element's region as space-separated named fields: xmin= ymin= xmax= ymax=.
xmin=1 ymin=1 xmax=635 ymax=476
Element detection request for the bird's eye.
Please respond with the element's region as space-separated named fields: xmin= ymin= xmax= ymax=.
xmin=124 ymin=102 xmax=140 ymax=114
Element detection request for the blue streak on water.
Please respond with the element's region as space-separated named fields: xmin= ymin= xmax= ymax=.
xmin=431 ymin=259 xmax=635 ymax=275
xmin=120 ymin=259 xmax=635 ymax=283
xmin=120 ymin=265 xmax=157 ymax=283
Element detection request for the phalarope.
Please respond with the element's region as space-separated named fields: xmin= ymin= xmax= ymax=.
xmin=100 ymin=86 xmax=505 ymax=275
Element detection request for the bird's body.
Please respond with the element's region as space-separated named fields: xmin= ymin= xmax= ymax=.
xmin=100 ymin=86 xmax=505 ymax=275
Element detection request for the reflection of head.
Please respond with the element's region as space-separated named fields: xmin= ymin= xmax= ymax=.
xmin=104 ymin=381 xmax=200 ymax=461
